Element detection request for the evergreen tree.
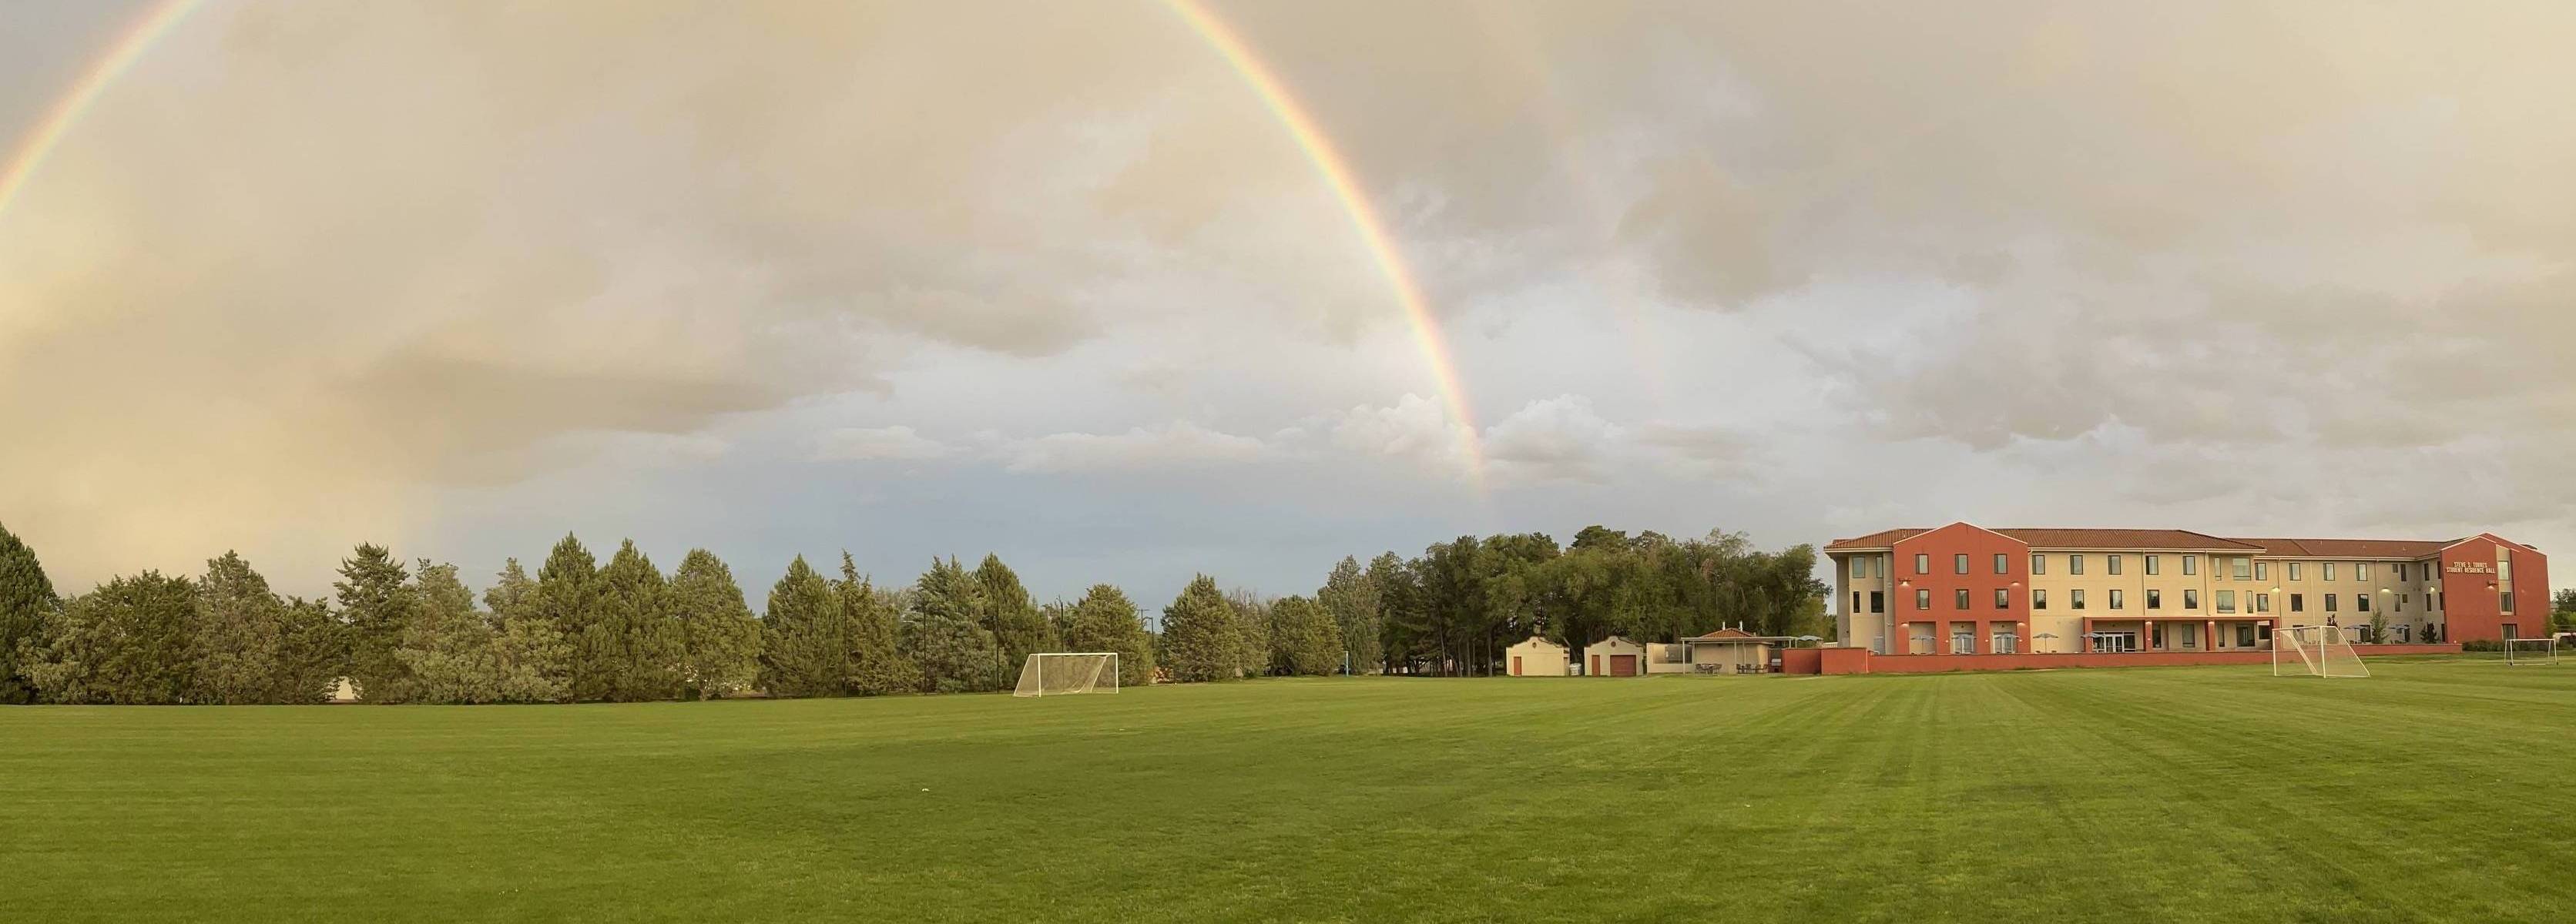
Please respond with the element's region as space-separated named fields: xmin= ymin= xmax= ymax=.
xmin=838 ymin=553 xmax=918 ymax=696
xmin=1226 ymin=589 xmax=1273 ymax=678
xmin=24 ymin=572 xmax=197 ymax=704
xmin=336 ymin=544 xmax=414 ymax=701
xmin=975 ymin=554 xmax=1052 ymax=688
xmin=669 ymin=548 xmax=761 ymax=700
xmin=904 ymin=557 xmax=998 ymax=693
xmin=535 ymin=534 xmax=604 ymax=700
xmin=1317 ymin=555 xmax=1381 ymax=675
xmin=485 ymin=558 xmax=570 ymax=702
xmin=760 ymin=555 xmax=844 ymax=698
xmin=0 ymin=522 xmax=58 ymax=704
xmin=1065 ymin=584 xmax=1155 ymax=688
xmin=394 ymin=561 xmax=502 ymax=704
xmin=1159 ymin=575 xmax=1239 ymax=682
xmin=589 ymin=541 xmax=684 ymax=701
xmin=272 ymin=596 xmax=348 ymax=704
xmin=1268 ymin=594 xmax=1345 ymax=676
xmin=192 ymin=551 xmax=295 ymax=704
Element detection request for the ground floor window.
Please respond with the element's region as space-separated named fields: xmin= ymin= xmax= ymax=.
xmin=2397 ymin=624 xmax=2410 ymax=643
xmin=1951 ymin=631 xmax=1974 ymax=654
xmin=2237 ymin=624 xmax=2256 ymax=648
xmin=1992 ymin=632 xmax=2019 ymax=654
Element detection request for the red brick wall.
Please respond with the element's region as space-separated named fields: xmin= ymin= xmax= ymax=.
xmin=1780 ymin=648 xmax=1824 ymax=675
xmin=1889 ymin=524 xmax=2031 ymax=654
xmin=2440 ymin=534 xmax=2548 ymax=642
xmin=1818 ymin=644 xmax=2463 ymax=675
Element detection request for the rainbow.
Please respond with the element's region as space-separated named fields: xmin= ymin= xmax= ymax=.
xmin=0 ymin=0 xmax=204 ymax=222
xmin=1162 ymin=0 xmax=1487 ymax=487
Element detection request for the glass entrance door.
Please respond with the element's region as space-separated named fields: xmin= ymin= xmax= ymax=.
xmin=2091 ymin=632 xmax=2136 ymax=653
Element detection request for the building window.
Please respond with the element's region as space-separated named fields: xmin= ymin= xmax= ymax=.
xmin=1994 ymin=588 xmax=2010 ymax=610
xmin=2033 ymin=589 xmax=2048 ymax=610
xmin=1954 ymin=553 xmax=1970 ymax=574
xmin=2289 ymin=562 xmax=2303 ymax=581
xmin=2069 ymin=555 xmax=2085 ymax=575
xmin=2108 ymin=554 xmax=2124 ymax=576
xmin=1955 ymin=588 xmax=1971 ymax=610
xmin=2258 ymin=624 xmax=2273 ymax=642
xmin=2397 ymin=594 xmax=2407 ymax=613
xmin=2255 ymin=561 xmax=2269 ymax=581
xmin=1852 ymin=591 xmax=1862 ymax=614
xmin=2356 ymin=594 xmax=2371 ymax=613
xmin=1916 ymin=589 xmax=1931 ymax=610
xmin=2357 ymin=563 xmax=2370 ymax=582
xmin=2071 ymin=589 xmax=2087 ymax=611
xmin=2255 ymin=593 xmax=2270 ymax=614
xmin=2031 ymin=554 xmax=2046 ymax=575
xmin=1916 ymin=554 xmax=1930 ymax=574
xmin=1994 ymin=553 xmax=2008 ymax=574
xmin=2232 ymin=557 xmax=2252 ymax=580
xmin=2504 ymin=623 xmax=2519 ymax=640
xmin=1870 ymin=591 xmax=1884 ymax=614
xmin=2323 ymin=562 xmax=2336 ymax=582
xmin=2498 ymin=547 xmax=2512 ymax=581
xmin=2217 ymin=590 xmax=2236 ymax=614
xmin=2182 ymin=555 xmax=2197 ymax=576
xmin=1852 ymin=557 xmax=1867 ymax=579
xmin=2145 ymin=554 xmax=2160 ymax=576
xmin=2289 ymin=594 xmax=2304 ymax=612
xmin=2238 ymin=624 xmax=2256 ymax=647
xmin=2183 ymin=589 xmax=2200 ymax=611
xmin=2142 ymin=588 xmax=2158 ymax=610
xmin=2397 ymin=624 xmax=2410 ymax=643
xmin=2325 ymin=594 xmax=2338 ymax=612
xmin=2110 ymin=589 xmax=2126 ymax=610
xmin=2502 ymin=591 xmax=2515 ymax=613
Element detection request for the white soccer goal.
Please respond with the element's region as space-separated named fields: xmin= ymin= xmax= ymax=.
xmin=1013 ymin=652 xmax=1120 ymax=697
xmin=2504 ymin=638 xmax=2559 ymax=666
xmin=2273 ymin=624 xmax=2368 ymax=678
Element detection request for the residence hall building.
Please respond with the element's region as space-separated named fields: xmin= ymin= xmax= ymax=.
xmin=1824 ymin=524 xmax=2546 ymax=655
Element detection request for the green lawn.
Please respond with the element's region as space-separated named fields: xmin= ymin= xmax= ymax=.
xmin=5 ymin=659 xmax=2573 ymax=922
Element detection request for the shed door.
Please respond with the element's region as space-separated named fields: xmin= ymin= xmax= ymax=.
xmin=1610 ymin=654 xmax=1639 ymax=677
xmin=1511 ymin=655 xmax=1523 ymax=676
xmin=1589 ymin=654 xmax=1600 ymax=675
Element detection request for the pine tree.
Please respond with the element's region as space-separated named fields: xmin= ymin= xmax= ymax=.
xmin=975 ymin=554 xmax=1052 ymax=689
xmin=336 ymin=544 xmax=414 ymax=702
xmin=485 ymin=558 xmax=570 ymax=702
xmin=1065 ymin=584 xmax=1155 ymax=688
xmin=760 ymin=555 xmax=844 ymax=698
xmin=0 ymin=522 xmax=58 ymax=704
xmin=536 ymin=534 xmax=605 ymax=700
xmin=192 ymin=551 xmax=295 ymax=704
xmin=24 ymin=572 xmax=197 ymax=704
xmin=1317 ymin=555 xmax=1382 ymax=675
xmin=589 ymin=541 xmax=684 ymax=701
xmin=1268 ymin=594 xmax=1345 ymax=676
xmin=904 ymin=557 xmax=998 ymax=693
xmin=272 ymin=596 xmax=347 ymax=704
xmin=1159 ymin=575 xmax=1239 ymax=682
xmin=1227 ymin=589 xmax=1272 ymax=678
xmin=669 ymin=549 xmax=761 ymax=700
xmin=394 ymin=561 xmax=501 ymax=704
xmin=838 ymin=553 xmax=918 ymax=696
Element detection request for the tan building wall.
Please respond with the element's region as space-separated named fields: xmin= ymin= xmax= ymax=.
xmin=1504 ymin=637 xmax=1569 ymax=677
xmin=1583 ymin=637 xmax=1647 ymax=677
xmin=1644 ymin=643 xmax=1695 ymax=674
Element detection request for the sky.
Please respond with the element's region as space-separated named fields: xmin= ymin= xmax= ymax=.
xmin=2 ymin=1 xmax=2570 ymax=608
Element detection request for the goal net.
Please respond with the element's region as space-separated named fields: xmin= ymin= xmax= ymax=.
xmin=2274 ymin=625 xmax=2368 ymax=678
xmin=1014 ymin=652 xmax=1120 ymax=697
xmin=2504 ymin=638 xmax=2559 ymax=666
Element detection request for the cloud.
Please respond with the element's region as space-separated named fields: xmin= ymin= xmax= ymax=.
xmin=1482 ymin=395 xmax=1624 ymax=484
xmin=997 ymin=422 xmax=1270 ymax=474
xmin=1325 ymin=394 xmax=1475 ymax=481
xmin=814 ymin=426 xmax=952 ymax=462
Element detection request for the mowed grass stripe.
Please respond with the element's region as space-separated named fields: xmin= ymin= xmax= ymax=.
xmin=5 ymin=661 xmax=2574 ymax=922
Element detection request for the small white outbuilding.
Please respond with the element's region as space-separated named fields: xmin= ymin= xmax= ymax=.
xmin=1504 ymin=635 xmax=1569 ymax=676
xmin=1583 ymin=635 xmax=1647 ymax=677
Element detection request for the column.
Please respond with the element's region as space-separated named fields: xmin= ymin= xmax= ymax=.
xmin=2144 ymin=620 xmax=2155 ymax=652
xmin=2081 ymin=618 xmax=2093 ymax=653
xmin=2206 ymin=620 xmax=2216 ymax=651
xmin=1975 ymin=619 xmax=1991 ymax=654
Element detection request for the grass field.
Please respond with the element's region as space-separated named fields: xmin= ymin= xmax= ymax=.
xmin=5 ymin=658 xmax=2574 ymax=922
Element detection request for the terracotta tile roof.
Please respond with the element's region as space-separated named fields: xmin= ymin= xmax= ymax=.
xmin=2225 ymin=537 xmax=2450 ymax=559
xmin=1824 ymin=527 xmax=2262 ymax=551
xmin=1996 ymin=529 xmax=2265 ymax=551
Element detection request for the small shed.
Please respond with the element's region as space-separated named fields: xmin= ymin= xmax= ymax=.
xmin=1504 ymin=635 xmax=1568 ymax=676
xmin=1584 ymin=635 xmax=1647 ymax=677
xmin=1683 ymin=628 xmax=1788 ymax=675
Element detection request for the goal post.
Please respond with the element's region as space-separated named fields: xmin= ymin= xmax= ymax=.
xmin=2275 ymin=624 xmax=2367 ymax=678
xmin=1014 ymin=652 xmax=1120 ymax=697
xmin=2504 ymin=638 xmax=2559 ymax=666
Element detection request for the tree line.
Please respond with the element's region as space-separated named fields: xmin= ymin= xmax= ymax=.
xmin=0 ymin=521 xmax=1826 ymax=703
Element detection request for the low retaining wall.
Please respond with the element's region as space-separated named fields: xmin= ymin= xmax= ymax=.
xmin=1803 ymin=644 xmax=2461 ymax=675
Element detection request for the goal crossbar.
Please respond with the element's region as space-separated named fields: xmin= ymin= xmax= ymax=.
xmin=1014 ymin=652 xmax=1121 ymax=697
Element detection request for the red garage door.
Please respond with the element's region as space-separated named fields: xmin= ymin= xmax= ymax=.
xmin=1610 ymin=654 xmax=1639 ymax=677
